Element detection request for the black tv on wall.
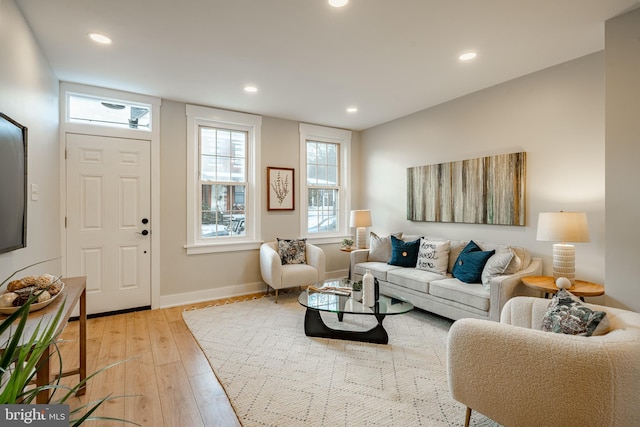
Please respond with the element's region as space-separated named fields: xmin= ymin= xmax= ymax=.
xmin=0 ymin=113 xmax=27 ymax=254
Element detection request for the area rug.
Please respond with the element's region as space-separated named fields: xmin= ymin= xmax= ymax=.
xmin=183 ymin=293 xmax=499 ymax=427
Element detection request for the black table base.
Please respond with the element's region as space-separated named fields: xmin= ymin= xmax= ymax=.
xmin=303 ymin=308 xmax=389 ymax=344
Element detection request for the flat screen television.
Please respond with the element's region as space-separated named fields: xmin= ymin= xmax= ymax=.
xmin=0 ymin=113 xmax=27 ymax=254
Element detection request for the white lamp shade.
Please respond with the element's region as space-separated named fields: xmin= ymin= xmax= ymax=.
xmin=536 ymin=212 xmax=590 ymax=243
xmin=349 ymin=210 xmax=372 ymax=228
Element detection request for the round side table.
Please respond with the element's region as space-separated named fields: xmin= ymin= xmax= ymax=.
xmin=522 ymin=276 xmax=604 ymax=301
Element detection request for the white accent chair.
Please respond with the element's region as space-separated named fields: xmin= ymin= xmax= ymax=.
xmin=259 ymin=241 xmax=325 ymax=303
xmin=447 ymin=296 xmax=640 ymax=427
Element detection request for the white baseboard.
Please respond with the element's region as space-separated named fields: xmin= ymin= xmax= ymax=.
xmin=158 ymin=269 xmax=350 ymax=309
xmin=159 ymin=281 xmax=266 ymax=309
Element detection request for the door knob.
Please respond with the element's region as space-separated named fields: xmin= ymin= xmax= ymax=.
xmin=137 ymin=230 xmax=149 ymax=236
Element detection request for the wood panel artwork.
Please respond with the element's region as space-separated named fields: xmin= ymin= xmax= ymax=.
xmin=407 ymin=152 xmax=526 ymax=226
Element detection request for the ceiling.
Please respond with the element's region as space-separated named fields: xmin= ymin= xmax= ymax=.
xmin=15 ymin=0 xmax=640 ymax=131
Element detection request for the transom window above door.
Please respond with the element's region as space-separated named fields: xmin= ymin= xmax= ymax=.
xmin=67 ymin=93 xmax=151 ymax=131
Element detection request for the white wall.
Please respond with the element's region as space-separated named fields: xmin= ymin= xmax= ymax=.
xmin=360 ymin=52 xmax=606 ymax=296
xmin=159 ymin=101 xmax=360 ymax=305
xmin=605 ymin=7 xmax=640 ymax=311
xmin=0 ymin=0 xmax=61 ymax=280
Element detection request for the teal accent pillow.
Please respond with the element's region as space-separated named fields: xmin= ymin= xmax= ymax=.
xmin=388 ymin=235 xmax=421 ymax=267
xmin=452 ymin=240 xmax=495 ymax=283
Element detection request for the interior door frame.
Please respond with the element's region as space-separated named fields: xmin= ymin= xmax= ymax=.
xmin=59 ymin=82 xmax=162 ymax=310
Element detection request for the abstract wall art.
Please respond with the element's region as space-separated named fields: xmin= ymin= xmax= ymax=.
xmin=407 ymin=152 xmax=526 ymax=226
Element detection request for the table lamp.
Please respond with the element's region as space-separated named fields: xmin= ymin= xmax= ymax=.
xmin=536 ymin=211 xmax=590 ymax=284
xmin=350 ymin=210 xmax=372 ymax=249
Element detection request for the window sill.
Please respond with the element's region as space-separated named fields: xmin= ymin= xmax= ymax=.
xmin=305 ymin=235 xmax=352 ymax=245
xmin=184 ymin=240 xmax=262 ymax=254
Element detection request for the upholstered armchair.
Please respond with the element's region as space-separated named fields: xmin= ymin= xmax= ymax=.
xmin=447 ymin=296 xmax=640 ymax=427
xmin=259 ymin=241 xmax=325 ymax=302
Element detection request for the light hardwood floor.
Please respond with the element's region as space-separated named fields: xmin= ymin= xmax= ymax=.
xmin=52 ymin=294 xmax=266 ymax=426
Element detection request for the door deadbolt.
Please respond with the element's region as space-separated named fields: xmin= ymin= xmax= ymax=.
xmin=141 ymin=218 xmax=149 ymax=224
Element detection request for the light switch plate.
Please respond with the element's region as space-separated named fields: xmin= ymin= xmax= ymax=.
xmin=31 ymin=184 xmax=39 ymax=201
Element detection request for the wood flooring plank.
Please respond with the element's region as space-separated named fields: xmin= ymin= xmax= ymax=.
xmin=189 ymin=371 xmax=241 ymax=427
xmin=86 ymin=314 xmax=128 ymax=423
xmin=125 ymin=310 xmax=152 ymax=357
xmin=124 ymin=351 xmax=164 ymax=426
xmin=156 ymin=361 xmax=205 ymax=427
xmin=148 ymin=309 xmax=181 ymax=366
xmin=168 ymin=321 xmax=212 ymax=378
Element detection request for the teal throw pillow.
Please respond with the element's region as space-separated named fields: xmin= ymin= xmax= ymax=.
xmin=388 ymin=235 xmax=421 ymax=267
xmin=452 ymin=240 xmax=495 ymax=283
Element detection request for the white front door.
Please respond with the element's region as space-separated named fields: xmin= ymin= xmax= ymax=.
xmin=66 ymin=133 xmax=151 ymax=315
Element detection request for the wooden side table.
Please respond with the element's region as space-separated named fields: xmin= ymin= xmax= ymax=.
xmin=522 ymin=276 xmax=604 ymax=301
xmin=0 ymin=276 xmax=87 ymax=403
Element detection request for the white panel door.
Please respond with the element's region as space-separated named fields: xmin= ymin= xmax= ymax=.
xmin=66 ymin=133 xmax=151 ymax=315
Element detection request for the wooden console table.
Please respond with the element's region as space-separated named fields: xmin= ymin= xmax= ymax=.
xmin=0 ymin=276 xmax=87 ymax=403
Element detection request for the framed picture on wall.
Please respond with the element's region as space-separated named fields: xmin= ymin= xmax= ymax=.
xmin=267 ymin=167 xmax=294 ymax=211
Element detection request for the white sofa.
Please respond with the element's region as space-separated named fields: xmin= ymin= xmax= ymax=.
xmin=448 ymin=296 xmax=640 ymax=426
xmin=350 ymin=236 xmax=542 ymax=321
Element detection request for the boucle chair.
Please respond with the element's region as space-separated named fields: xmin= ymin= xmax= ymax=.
xmin=447 ymin=296 xmax=640 ymax=427
xmin=259 ymin=241 xmax=325 ymax=302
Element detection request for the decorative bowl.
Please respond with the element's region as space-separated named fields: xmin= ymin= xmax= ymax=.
xmin=0 ymin=283 xmax=65 ymax=315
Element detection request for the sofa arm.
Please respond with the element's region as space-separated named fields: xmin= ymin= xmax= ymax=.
xmin=488 ymin=257 xmax=542 ymax=321
xmin=447 ymin=318 xmax=621 ymax=426
xmin=349 ymin=249 xmax=369 ymax=280
xmin=260 ymin=243 xmax=282 ymax=288
xmin=306 ymin=243 xmax=326 ymax=281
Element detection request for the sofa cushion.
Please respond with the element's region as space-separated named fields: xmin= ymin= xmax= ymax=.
xmin=389 ymin=235 xmax=420 ymax=267
xmin=354 ymin=262 xmax=401 ymax=282
xmin=387 ymin=268 xmax=445 ymax=294
xmin=541 ymin=289 xmax=608 ymax=337
xmin=416 ymin=239 xmax=450 ymax=275
xmin=368 ymin=232 xmax=403 ymax=262
xmin=481 ymin=249 xmax=514 ymax=289
xmin=429 ymin=278 xmax=490 ymax=311
xmin=452 ymin=241 xmax=495 ymax=283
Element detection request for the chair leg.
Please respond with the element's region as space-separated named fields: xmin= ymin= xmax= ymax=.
xmin=464 ymin=407 xmax=472 ymax=427
xmin=275 ymin=289 xmax=279 ymax=303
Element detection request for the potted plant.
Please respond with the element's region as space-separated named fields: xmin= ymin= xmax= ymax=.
xmin=341 ymin=238 xmax=354 ymax=249
xmin=351 ymin=280 xmax=363 ymax=302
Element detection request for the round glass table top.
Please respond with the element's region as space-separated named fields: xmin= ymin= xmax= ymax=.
xmin=298 ymin=278 xmax=413 ymax=316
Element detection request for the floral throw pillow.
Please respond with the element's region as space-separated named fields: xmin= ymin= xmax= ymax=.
xmin=541 ymin=289 xmax=607 ymax=337
xmin=277 ymin=238 xmax=307 ymax=265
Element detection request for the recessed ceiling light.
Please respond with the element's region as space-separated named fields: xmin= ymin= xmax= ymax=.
xmin=244 ymin=85 xmax=258 ymax=93
xmin=346 ymin=107 xmax=358 ymax=113
xmin=458 ymin=52 xmax=477 ymax=61
xmin=89 ymin=33 xmax=112 ymax=45
xmin=329 ymin=0 xmax=348 ymax=7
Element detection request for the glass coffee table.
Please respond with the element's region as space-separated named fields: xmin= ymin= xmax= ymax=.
xmin=298 ymin=278 xmax=413 ymax=344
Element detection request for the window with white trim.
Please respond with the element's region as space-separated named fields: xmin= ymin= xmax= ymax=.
xmin=299 ymin=123 xmax=351 ymax=242
xmin=186 ymin=105 xmax=261 ymax=254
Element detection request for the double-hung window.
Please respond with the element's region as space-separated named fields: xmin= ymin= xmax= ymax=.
xmin=186 ymin=105 xmax=262 ymax=253
xmin=299 ymin=123 xmax=352 ymax=242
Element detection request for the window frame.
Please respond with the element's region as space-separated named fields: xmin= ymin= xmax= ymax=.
xmin=186 ymin=105 xmax=262 ymax=254
xmin=299 ymin=123 xmax=352 ymax=243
